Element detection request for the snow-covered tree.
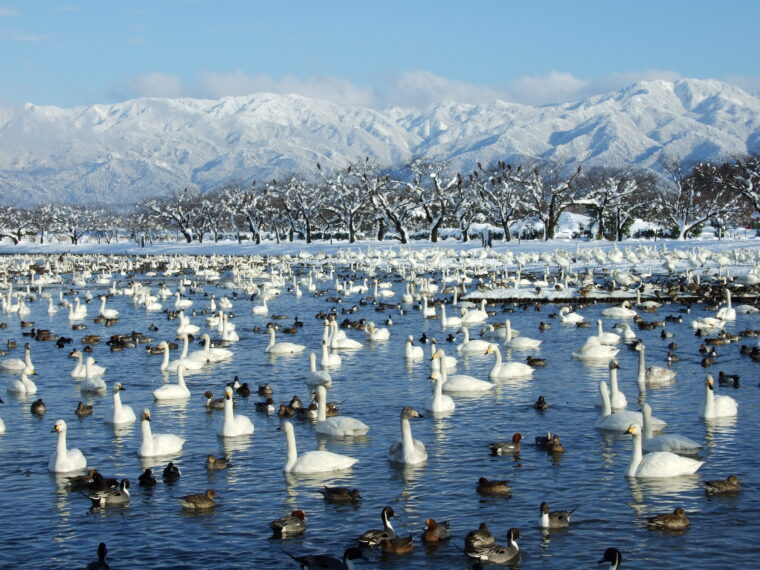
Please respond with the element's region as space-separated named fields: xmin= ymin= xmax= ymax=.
xmin=519 ymin=160 xmax=583 ymax=240
xmin=140 ymin=187 xmax=200 ymax=243
xmin=46 ymin=203 xmax=100 ymax=245
xmin=268 ymin=176 xmax=324 ymax=243
xmin=711 ymin=155 xmax=760 ymax=214
xmin=472 ymin=160 xmax=526 ymax=242
xmin=317 ymin=160 xmax=374 ymax=243
xmin=0 ymin=205 xmax=35 ymax=244
xmin=406 ymin=159 xmax=464 ymax=242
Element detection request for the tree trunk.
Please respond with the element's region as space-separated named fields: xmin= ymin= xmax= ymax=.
xmin=430 ymin=218 xmax=444 ymax=243
xmin=501 ymin=221 xmax=512 ymax=242
xmin=376 ymin=218 xmax=385 ymax=241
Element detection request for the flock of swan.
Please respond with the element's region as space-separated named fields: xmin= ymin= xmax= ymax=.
xmin=0 ymin=241 xmax=755 ymax=567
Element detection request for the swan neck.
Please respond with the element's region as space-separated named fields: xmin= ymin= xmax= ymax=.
xmin=224 ymin=393 xmax=234 ymax=423
xmin=637 ymin=346 xmax=646 ymax=384
xmin=317 ymin=388 xmax=327 ymax=422
xmin=627 ymin=430 xmax=642 ymax=476
xmin=284 ymin=424 xmax=298 ymax=471
xmin=599 ymin=381 xmax=612 ymax=417
xmin=113 ymin=391 xmax=123 ymax=413
xmin=181 ymin=335 xmax=189 ymax=358
xmin=141 ymin=420 xmax=153 ymax=454
xmin=642 ymin=406 xmax=653 ymax=439
xmin=401 ymin=417 xmax=415 ymax=454
xmin=704 ymin=383 xmax=715 ymax=416
xmin=177 ymin=368 xmax=187 ymax=388
xmin=56 ymin=427 xmax=68 ymax=456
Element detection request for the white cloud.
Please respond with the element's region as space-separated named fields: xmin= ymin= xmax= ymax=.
xmin=121 ymin=68 xmax=759 ymax=110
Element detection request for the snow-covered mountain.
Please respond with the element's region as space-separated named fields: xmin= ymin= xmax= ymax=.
xmin=0 ymin=78 xmax=758 ymax=206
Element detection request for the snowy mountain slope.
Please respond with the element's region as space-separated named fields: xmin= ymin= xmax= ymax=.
xmin=0 ymin=79 xmax=758 ymax=206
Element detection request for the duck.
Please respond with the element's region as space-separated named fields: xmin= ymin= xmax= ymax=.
xmin=595 ymin=380 xmax=666 ymax=432
xmin=138 ymin=468 xmax=157 ymax=486
xmin=0 ymin=342 xmax=34 ymax=373
xmin=270 ymin=510 xmax=307 ymax=537
xmin=162 ymin=461 xmax=181 ymax=481
xmin=456 ymin=327 xmax=492 ymax=354
xmin=319 ymin=486 xmax=362 ymax=503
xmin=426 ymin=371 xmax=456 ymax=414
xmin=504 ymin=319 xmax=541 ymax=349
xmin=314 ymin=385 xmax=369 ymax=436
xmin=625 ymin=424 xmax=703 ymax=478
xmin=485 ymin=343 xmax=533 ymax=378
xmin=599 ymin=547 xmax=623 ymax=570
xmin=180 ymin=489 xmax=217 ymax=510
xmin=421 ymin=518 xmax=451 ymax=543
xmin=526 ymin=356 xmax=546 ymax=367
xmin=477 ymin=477 xmax=511 ymax=496
xmin=75 ymin=401 xmax=94 ymax=417
xmin=48 ymin=419 xmax=87 ymax=472
xmin=467 ymin=527 xmax=520 ymax=564
xmin=489 ymin=433 xmax=522 ymax=455
xmin=464 ymin=522 xmax=494 ymax=554
xmin=699 ymin=374 xmax=738 ymax=419
xmin=703 ymin=474 xmax=741 ymax=495
xmin=641 ymin=402 xmax=701 ymax=454
xmin=206 ymin=455 xmax=231 ymax=470
xmin=89 ymin=478 xmax=130 ymax=507
xmin=646 ymin=507 xmax=689 ymax=530
xmin=204 ymin=391 xmax=226 ymax=411
xmin=137 ymin=410 xmax=185 ymax=457
xmin=258 ymin=383 xmax=273 ymax=397
xmin=635 ymin=341 xmax=676 ymax=386
xmin=387 ymin=406 xmax=427 ymax=465
xmin=217 ymin=386 xmax=254 ymax=437
xmin=533 ymin=395 xmax=548 ymax=411
xmin=104 ymin=382 xmax=136 ymax=426
xmin=357 ymin=506 xmax=396 ymax=547
xmin=86 ymin=542 xmax=109 ymax=570
xmin=539 ymin=502 xmax=576 ymax=528
xmin=306 ymin=353 xmax=332 ymax=388
xmin=282 ymin=547 xmax=364 ymax=570
xmin=7 ymin=370 xmax=37 ymax=395
xmin=404 ymin=335 xmax=424 ymax=359
xmin=30 ymin=398 xmax=46 ymax=415
xmin=379 ymin=536 xmax=414 ymax=555
xmin=265 ymin=326 xmax=306 ymax=355
xmin=279 ymin=420 xmax=358 ymax=474
xmin=433 ymin=350 xmax=493 ymax=392
xmin=153 ymin=362 xmax=191 ymax=401
xmin=255 ymin=397 xmax=275 ymax=414
xmin=718 ymin=371 xmax=740 ymax=387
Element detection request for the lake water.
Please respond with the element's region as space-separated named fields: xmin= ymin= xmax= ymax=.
xmin=0 ymin=250 xmax=757 ymax=569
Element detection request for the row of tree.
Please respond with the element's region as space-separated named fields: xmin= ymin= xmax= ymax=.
xmin=1 ymin=155 xmax=758 ymax=245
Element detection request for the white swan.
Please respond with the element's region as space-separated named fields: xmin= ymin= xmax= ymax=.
xmin=715 ymin=289 xmax=736 ymax=321
xmin=7 ymin=370 xmax=37 ymax=395
xmin=217 ymin=386 xmax=254 ymax=437
xmin=69 ymin=349 xmax=87 ymax=379
xmin=48 ymin=419 xmax=87 ymax=472
xmin=625 ymin=424 xmax=703 ymax=478
xmin=174 ymin=292 xmax=193 ymax=310
xmin=613 ymin=322 xmax=637 ymax=342
xmin=314 ymin=385 xmax=369 ymax=436
xmin=83 ymin=356 xmax=106 ymax=378
xmin=485 ymin=344 xmax=533 ymax=379
xmin=307 ymin=353 xmax=332 ymax=387
xmin=80 ymin=366 xmax=106 ymax=393
xmin=429 ymin=339 xmax=456 ymax=372
xmin=440 ymin=304 xmax=463 ymax=328
xmin=153 ymin=364 xmax=191 ymax=400
xmin=265 ymin=327 xmax=306 ymax=355
xmin=595 ymin=381 xmax=666 ymax=432
xmin=559 ymin=306 xmax=584 ymax=324
xmin=595 ymin=360 xmax=627 ymax=409
xmin=320 ymin=341 xmax=342 ymax=367
xmin=642 ymin=403 xmax=701 ymax=454
xmin=504 ymin=319 xmax=542 ymax=350
xmin=159 ymin=337 xmax=205 ymax=373
xmin=175 ymin=312 xmax=200 ymax=336
xmin=280 ymin=420 xmax=358 ymax=474
xmin=572 ymin=339 xmax=619 ymax=361
xmin=433 ymin=350 xmax=493 ymax=392
xmin=588 ymin=319 xmax=621 ymax=345
xmin=68 ymin=297 xmax=87 ymax=320
xmin=189 ymin=333 xmax=234 ymax=362
xmin=426 ymin=372 xmax=455 ymax=413
xmin=421 ymin=296 xmax=437 ymax=318
xmin=602 ymin=301 xmax=637 ymax=319
xmin=690 ymin=315 xmax=726 ymax=331
xmin=699 ymin=375 xmax=738 ymax=419
xmin=220 ymin=313 xmax=239 ymax=342
xmin=104 ymin=382 xmax=136 ymax=426
xmin=0 ymin=343 xmax=34 ymax=373
xmin=363 ymin=321 xmax=390 ymax=341
xmin=98 ymin=296 xmax=119 ymax=319
xmin=460 ymin=299 xmax=488 ymax=325
xmin=456 ymin=327 xmax=491 ymax=355
xmin=329 ymin=321 xmax=363 ymax=350
xmin=387 ymin=406 xmax=427 ymax=465
xmin=635 ymin=342 xmax=676 ymax=386
xmin=404 ymin=336 xmax=424 ymax=360
xmin=252 ymin=297 xmax=269 ymax=315
xmin=138 ymin=409 xmax=185 ymax=457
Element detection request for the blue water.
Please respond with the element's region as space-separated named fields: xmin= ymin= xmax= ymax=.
xmin=0 ymin=253 xmax=757 ymax=569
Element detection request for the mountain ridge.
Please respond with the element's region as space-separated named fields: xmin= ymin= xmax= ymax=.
xmin=0 ymin=78 xmax=758 ymax=206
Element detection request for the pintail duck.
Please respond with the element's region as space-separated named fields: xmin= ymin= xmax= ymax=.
xmin=270 ymin=510 xmax=307 ymax=537
xmin=138 ymin=468 xmax=157 ymax=486
xmin=599 ymin=547 xmax=622 ymax=569
xmin=703 ymin=474 xmax=741 ymax=495
xmin=379 ymin=535 xmax=413 ymax=555
xmin=464 ymin=522 xmax=494 ymax=554
xmin=162 ymin=461 xmax=181 ymax=481
xmin=30 ymin=398 xmax=46 ymax=415
xmin=180 ymin=489 xmax=217 ymax=510
xmin=206 ymin=455 xmax=231 ymax=470
xmin=319 ymin=486 xmax=362 ymax=503
xmin=86 ymin=542 xmax=110 ymax=570
xmin=89 ymin=479 xmax=130 ymax=507
xmin=534 ymin=395 xmax=549 ymax=410
xmin=357 ymin=506 xmax=396 ymax=547
xmin=539 ymin=502 xmax=577 ymax=528
xmin=75 ymin=401 xmax=94 ymax=417
xmin=476 ymin=477 xmax=511 ymax=496
xmin=467 ymin=527 xmax=520 ymax=564
xmin=421 ymin=518 xmax=451 ymax=543
xmin=204 ymin=391 xmax=225 ymax=411
xmin=282 ymin=546 xmax=363 ymax=570
xmin=489 ymin=433 xmax=522 ymax=455
xmin=646 ymin=507 xmax=689 ymax=530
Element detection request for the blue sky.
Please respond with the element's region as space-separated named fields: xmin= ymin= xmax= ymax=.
xmin=2 ymin=1 xmax=758 ymax=109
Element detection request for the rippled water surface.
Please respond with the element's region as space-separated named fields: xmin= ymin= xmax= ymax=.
xmin=0 ymin=251 xmax=758 ymax=569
